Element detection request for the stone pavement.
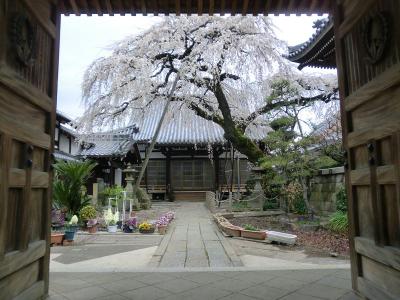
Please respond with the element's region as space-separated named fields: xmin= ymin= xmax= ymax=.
xmin=49 ymin=268 xmax=357 ymax=300
xmin=149 ymin=202 xmax=242 ymax=268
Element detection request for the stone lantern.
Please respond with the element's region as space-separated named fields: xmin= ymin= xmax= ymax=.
xmin=250 ymin=166 xmax=266 ymax=210
xmin=123 ymin=163 xmax=139 ymax=209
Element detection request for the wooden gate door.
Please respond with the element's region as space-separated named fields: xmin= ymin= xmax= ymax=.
xmin=0 ymin=0 xmax=59 ymax=299
xmin=334 ymin=0 xmax=400 ymax=299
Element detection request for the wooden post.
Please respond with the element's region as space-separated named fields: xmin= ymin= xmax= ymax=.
xmin=214 ymin=148 xmax=220 ymax=192
xmin=166 ymin=150 xmax=171 ymax=199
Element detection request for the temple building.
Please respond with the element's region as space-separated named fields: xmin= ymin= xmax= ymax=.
xmin=288 ymin=17 xmax=335 ymax=70
xmin=78 ymin=104 xmax=270 ymax=201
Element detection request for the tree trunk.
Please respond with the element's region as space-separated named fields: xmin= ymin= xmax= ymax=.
xmin=214 ymin=84 xmax=265 ymax=164
xmin=300 ymin=177 xmax=313 ymax=215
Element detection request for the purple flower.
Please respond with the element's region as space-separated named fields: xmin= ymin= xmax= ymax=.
xmin=126 ymin=217 xmax=137 ymax=227
xmin=155 ymin=216 xmax=169 ymax=227
xmin=87 ymin=219 xmax=98 ymax=227
xmin=51 ymin=209 xmax=65 ymax=225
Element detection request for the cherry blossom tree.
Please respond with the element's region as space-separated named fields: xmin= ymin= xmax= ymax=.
xmin=78 ymin=16 xmax=338 ymax=164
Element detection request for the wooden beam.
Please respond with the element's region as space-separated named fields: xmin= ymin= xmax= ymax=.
xmin=21 ymin=0 xmax=57 ymax=38
xmin=129 ymin=0 xmax=137 ymax=16
xmin=345 ymin=63 xmax=400 ymax=112
xmin=264 ymin=0 xmax=271 ymax=16
xmin=0 ymin=66 xmax=52 ymax=113
xmin=0 ymin=135 xmax=11 ymax=260
xmin=116 ymin=0 xmax=125 ymax=15
xmin=209 ymin=0 xmax=214 ymax=15
xmin=310 ymin=0 xmax=319 ymax=12
xmin=197 ymin=0 xmax=203 ymax=16
xmin=141 ymin=0 xmax=147 ymax=15
xmin=355 ymin=237 xmax=400 ymax=272
xmin=220 ymin=0 xmax=225 ymax=15
xmin=69 ymin=0 xmax=80 ymax=16
xmin=105 ymin=0 xmax=113 ymax=16
xmin=152 ymin=0 xmax=159 ymax=16
xmin=333 ymin=2 xmax=359 ymax=291
xmin=81 ymin=0 xmax=90 ymax=16
xmin=231 ymin=0 xmax=237 ymax=15
xmin=14 ymin=281 xmax=45 ymax=300
xmin=242 ymin=0 xmax=249 ymax=16
xmin=92 ymin=0 xmax=103 ymax=15
xmin=358 ymin=277 xmax=398 ymax=300
xmin=175 ymin=0 xmax=181 ymax=16
xmin=186 ymin=0 xmax=191 ymax=16
xmin=253 ymin=0 xmax=260 ymax=16
xmin=0 ymin=241 xmax=46 ymax=280
xmin=337 ymin=0 xmax=375 ymax=39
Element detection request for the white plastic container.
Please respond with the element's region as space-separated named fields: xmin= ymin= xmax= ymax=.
xmin=266 ymin=231 xmax=297 ymax=245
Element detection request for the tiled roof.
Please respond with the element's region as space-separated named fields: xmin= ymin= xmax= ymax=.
xmin=79 ymin=125 xmax=138 ymax=157
xmin=287 ymin=17 xmax=335 ymax=70
xmin=54 ymin=150 xmax=79 ymax=161
xmin=59 ymin=124 xmax=77 ymax=137
xmin=78 ymin=104 xmax=271 ymax=157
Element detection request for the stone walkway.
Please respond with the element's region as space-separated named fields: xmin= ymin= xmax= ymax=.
xmin=49 ymin=269 xmax=357 ymax=300
xmin=149 ymin=202 xmax=241 ymax=268
xmin=49 ymin=202 xmax=356 ymax=299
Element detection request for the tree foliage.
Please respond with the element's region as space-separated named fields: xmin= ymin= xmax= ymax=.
xmin=78 ymin=16 xmax=338 ymax=164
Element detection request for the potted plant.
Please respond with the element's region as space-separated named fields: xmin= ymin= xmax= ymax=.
xmin=240 ymin=224 xmax=266 ymax=240
xmin=138 ymin=221 xmax=155 ymax=234
xmin=50 ymin=232 xmax=64 ymax=245
xmin=79 ymin=205 xmax=97 ymax=228
xmin=51 ymin=209 xmax=65 ymax=245
xmin=107 ymin=220 xmax=117 ymax=233
xmin=123 ymin=217 xmax=137 ymax=233
xmin=104 ymin=208 xmax=119 ymax=233
xmin=87 ymin=218 xmax=98 ymax=234
xmin=155 ymin=216 xmax=169 ymax=235
xmin=64 ymin=215 xmax=79 ymax=241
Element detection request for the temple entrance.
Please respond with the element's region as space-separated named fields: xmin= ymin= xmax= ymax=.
xmin=1 ymin=1 xmax=400 ymax=299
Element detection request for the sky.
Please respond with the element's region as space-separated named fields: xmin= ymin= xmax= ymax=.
xmin=57 ymin=14 xmax=335 ymax=119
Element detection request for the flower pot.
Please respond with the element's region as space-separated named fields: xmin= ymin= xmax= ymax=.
xmin=158 ymin=225 xmax=167 ymax=235
xmin=240 ymin=230 xmax=266 ymax=240
xmin=221 ymin=224 xmax=242 ymax=237
xmin=122 ymin=224 xmax=136 ymax=233
xmin=139 ymin=227 xmax=155 ymax=234
xmin=51 ymin=233 xmax=64 ymax=245
xmin=64 ymin=230 xmax=76 ymax=241
xmin=108 ymin=225 xmax=117 ymax=233
xmin=88 ymin=226 xmax=97 ymax=234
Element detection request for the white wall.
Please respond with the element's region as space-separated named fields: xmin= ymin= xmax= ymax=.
xmin=114 ymin=168 xmax=122 ymax=186
xmin=59 ymin=134 xmax=70 ymax=153
xmin=70 ymin=140 xmax=79 ymax=155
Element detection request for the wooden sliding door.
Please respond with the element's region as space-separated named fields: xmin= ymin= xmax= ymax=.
xmin=0 ymin=0 xmax=59 ymax=299
xmin=334 ymin=0 xmax=400 ymax=298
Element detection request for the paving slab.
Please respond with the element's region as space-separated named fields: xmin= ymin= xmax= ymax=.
xmin=49 ymin=269 xmax=353 ymax=300
xmin=154 ymin=202 xmax=237 ymax=268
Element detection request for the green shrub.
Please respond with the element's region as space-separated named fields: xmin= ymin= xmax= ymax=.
xmin=53 ymin=160 xmax=96 ymax=215
xmin=328 ymin=211 xmax=348 ymax=233
xmin=293 ymin=198 xmax=307 ymax=215
xmin=263 ymin=200 xmax=279 ymax=210
xmin=101 ymin=185 xmax=124 ymax=206
xmin=79 ymin=205 xmax=97 ymax=221
xmin=336 ymin=187 xmax=348 ymax=212
xmin=232 ymin=201 xmax=250 ymax=212
xmin=243 ymin=224 xmax=258 ymax=231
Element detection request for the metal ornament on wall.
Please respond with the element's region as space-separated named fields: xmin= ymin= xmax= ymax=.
xmin=9 ymin=13 xmax=36 ymax=67
xmin=362 ymin=12 xmax=390 ymax=64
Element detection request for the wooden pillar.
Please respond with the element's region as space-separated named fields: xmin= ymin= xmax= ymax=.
xmin=213 ymin=148 xmax=220 ymax=192
xmin=166 ymin=150 xmax=171 ymax=197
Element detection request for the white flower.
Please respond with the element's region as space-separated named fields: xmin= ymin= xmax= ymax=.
xmin=70 ymin=215 xmax=78 ymax=225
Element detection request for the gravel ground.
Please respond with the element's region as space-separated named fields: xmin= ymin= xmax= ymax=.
xmin=229 ymin=216 xmax=349 ymax=257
